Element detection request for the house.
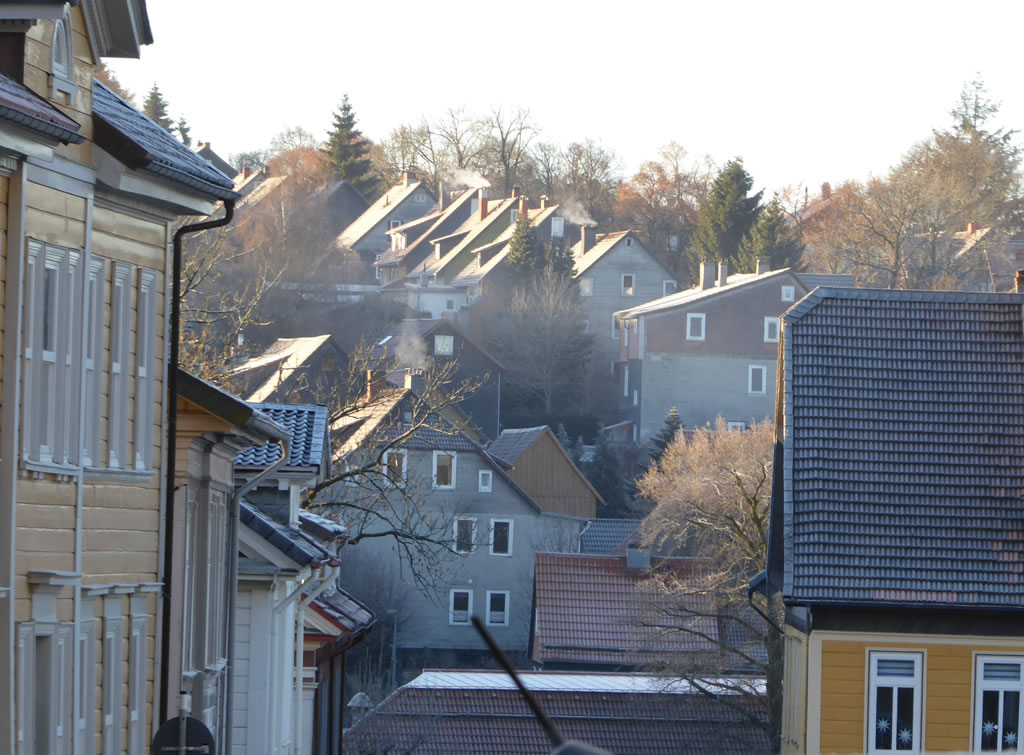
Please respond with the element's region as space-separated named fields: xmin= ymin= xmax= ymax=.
xmin=327 ymin=372 xmax=586 ymax=669
xmin=345 ymin=669 xmax=771 ymax=754
xmin=330 ymin=171 xmax=435 ymax=280
xmin=487 ymin=426 xmax=601 ymax=518
xmin=230 ymin=334 xmax=348 ymax=404
xmin=370 ymin=318 xmax=503 ymax=440
xmin=0 ymin=2 xmax=241 ymax=752
xmin=193 ymin=141 xmax=236 ymax=180
xmin=613 ymin=260 xmax=854 ymax=441
xmin=763 ymin=286 xmax=1024 ymax=754
xmin=579 ymin=519 xmax=641 ymax=554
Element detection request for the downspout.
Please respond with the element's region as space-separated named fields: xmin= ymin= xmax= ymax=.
xmin=159 ymin=200 xmax=235 ymax=722
xmin=226 ymin=428 xmax=291 ymax=755
xmin=295 ymin=564 xmax=339 ymax=754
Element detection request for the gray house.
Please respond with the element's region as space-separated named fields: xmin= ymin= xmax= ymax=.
xmin=327 ymin=373 xmax=585 ymax=668
xmin=613 ymin=260 xmax=854 ymax=441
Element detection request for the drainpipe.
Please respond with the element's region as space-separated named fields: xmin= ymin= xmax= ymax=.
xmin=295 ymin=564 xmax=339 ymax=754
xmin=160 ymin=201 xmax=235 ymax=722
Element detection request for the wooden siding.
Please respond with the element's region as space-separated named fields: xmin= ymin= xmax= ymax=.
xmin=816 ymin=635 xmax=1024 ymax=753
xmin=506 ymin=431 xmax=596 ymax=518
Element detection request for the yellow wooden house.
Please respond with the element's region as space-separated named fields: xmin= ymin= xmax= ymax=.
xmin=765 ymin=287 xmax=1024 ymax=754
xmin=0 ymin=1 xmax=238 ymax=752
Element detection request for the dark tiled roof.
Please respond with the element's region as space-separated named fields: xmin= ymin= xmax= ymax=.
xmin=533 ymin=553 xmax=717 ymax=665
xmin=795 ymin=272 xmax=856 ymax=289
xmin=347 ymin=672 xmax=770 ymax=755
xmin=780 ymin=287 xmax=1024 ymax=607
xmin=580 ymin=519 xmax=641 ymax=554
xmin=92 ymin=80 xmax=237 ymax=200
xmin=0 ymin=74 xmax=83 ymax=143
xmin=369 ymin=317 xmax=504 ymax=370
xmin=240 ymin=501 xmax=324 ymax=567
xmin=312 ymin=587 xmax=374 ymax=634
xmin=299 ymin=510 xmax=347 ymax=541
xmin=487 ymin=426 xmax=546 ymax=465
xmin=235 ymin=403 xmax=328 ymax=470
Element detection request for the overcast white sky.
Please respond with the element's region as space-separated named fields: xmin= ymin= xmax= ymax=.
xmin=107 ymin=0 xmax=1024 ymax=196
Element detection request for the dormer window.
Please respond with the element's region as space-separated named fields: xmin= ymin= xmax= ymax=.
xmin=50 ymin=10 xmax=76 ymax=104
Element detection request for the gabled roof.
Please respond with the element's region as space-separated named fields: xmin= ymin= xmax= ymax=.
xmin=0 ymin=73 xmax=84 ymax=144
xmin=775 ymin=287 xmax=1024 ymax=608
xmin=332 ymin=178 xmax=432 ymax=251
xmin=240 ymin=501 xmax=325 ymax=568
xmin=532 ymin=552 xmax=717 ymax=665
xmin=580 ymin=519 xmax=642 ymax=555
xmin=616 ymin=268 xmax=794 ymax=319
xmin=369 ymin=317 xmax=505 ymax=371
xmin=448 ymin=206 xmax=560 ymax=288
xmin=571 ymin=230 xmax=644 ymax=277
xmin=176 ymin=369 xmax=288 ymax=444
xmin=412 ymin=197 xmax=517 ymax=278
xmin=309 ymin=587 xmax=374 ymax=636
xmin=235 ymin=403 xmax=329 ymax=472
xmin=92 ymin=80 xmax=237 ymax=201
xmin=487 ymin=426 xmax=547 ymax=466
xmin=794 ymin=272 xmax=856 ymax=289
xmin=230 ymin=335 xmax=339 ymax=403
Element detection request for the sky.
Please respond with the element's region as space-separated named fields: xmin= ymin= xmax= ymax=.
xmin=107 ymin=0 xmax=1024 ymax=198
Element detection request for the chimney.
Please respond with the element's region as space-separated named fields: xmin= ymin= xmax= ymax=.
xmin=1016 ymin=270 xmax=1024 ymax=293
xmin=366 ymin=368 xmax=388 ymax=401
xmin=404 ymin=368 xmax=425 ymax=395
xmin=438 ymin=179 xmax=446 ymax=212
xmin=402 ymin=170 xmax=417 ymax=187
xmin=518 ymin=195 xmax=529 ymax=217
xmin=539 ymin=195 xmax=549 ymax=209
xmin=756 ymin=257 xmax=771 ymax=275
xmin=967 ymin=221 xmax=975 ymax=236
xmin=717 ymin=261 xmax=729 ymax=287
xmin=511 ymin=185 xmax=521 ymax=198
xmin=478 ymin=188 xmax=488 ymax=222
xmin=699 ymin=261 xmax=716 ymax=290
xmin=580 ymin=225 xmax=596 ymax=254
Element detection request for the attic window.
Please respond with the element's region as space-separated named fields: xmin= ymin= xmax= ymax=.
xmin=625 ymin=237 xmax=633 ymax=248
xmin=49 ymin=10 xmax=76 ymax=104
xmin=377 ymin=335 xmax=392 ymax=346
xmin=434 ymin=334 xmax=454 ymax=356
xmin=551 ymin=217 xmax=565 ymax=238
xmin=781 ymin=285 xmax=796 ymax=302
xmin=663 ymin=280 xmax=678 ymax=296
xmin=413 ymin=192 xmax=426 ymax=203
xmin=510 ymin=209 xmax=520 ymax=224
xmin=389 ymin=220 xmax=402 ymax=230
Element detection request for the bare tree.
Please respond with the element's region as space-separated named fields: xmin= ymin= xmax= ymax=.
xmin=636 ymin=418 xmax=782 ymax=751
xmin=563 ymin=139 xmax=620 ymax=225
xmin=482 ymin=107 xmax=537 ymax=195
xmin=370 ymin=123 xmax=429 ymax=189
xmin=434 ymin=108 xmax=486 ymax=171
xmin=531 ymin=142 xmax=564 ymax=198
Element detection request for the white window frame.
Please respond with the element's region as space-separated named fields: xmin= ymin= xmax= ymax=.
xmin=974 ymin=654 xmax=1024 ymax=752
xmin=478 ymin=469 xmax=492 ymax=493
xmin=621 ymin=273 xmax=635 ymax=296
xmin=103 ymin=616 xmax=124 ymax=755
xmin=686 ymin=312 xmax=706 ymax=341
xmin=16 ymin=623 xmax=35 ymax=755
xmin=109 ymin=263 xmax=132 ymax=469
xmin=449 ymin=589 xmax=472 ymax=625
xmin=748 ymin=365 xmax=767 ymax=395
xmin=413 ymin=191 xmax=427 ymax=203
xmin=389 ymin=219 xmax=402 ymax=229
xmin=78 ymin=615 xmax=98 ymax=755
xmin=510 ymin=208 xmax=519 ymax=223
xmin=485 ymin=590 xmax=510 ymax=626
xmin=134 ymin=269 xmax=157 ymax=470
xmin=623 ymin=364 xmax=629 ymax=397
xmin=624 ymin=319 xmax=630 ymax=347
xmin=434 ymin=334 xmax=454 ymax=356
xmin=663 ymin=280 xmax=678 ymax=296
xmin=633 ymin=389 xmax=638 ymax=406
xmin=551 ymin=216 xmax=565 ymax=238
xmin=454 ymin=517 xmax=476 ymax=554
xmin=727 ymin=421 xmax=747 ymax=431
xmin=433 ymin=451 xmax=456 ymax=489
xmin=49 ymin=8 xmax=76 ymax=103
xmin=764 ymin=316 xmax=780 ymax=344
xmin=668 ymin=234 xmax=679 ymax=251
xmin=83 ymin=259 xmax=105 ymax=468
xmin=867 ymin=651 xmax=923 ymax=754
xmin=611 ymin=314 xmax=620 ymax=340
xmin=579 ymin=278 xmax=593 ymax=297
xmin=489 ymin=519 xmax=513 ymax=557
xmin=781 ymin=285 xmax=796 ymax=302
xmin=127 ymin=616 xmax=147 ymax=754
xmin=383 ymin=448 xmax=407 ymax=487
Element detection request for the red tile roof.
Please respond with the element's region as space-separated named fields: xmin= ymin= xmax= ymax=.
xmin=532 ymin=552 xmax=717 ymax=666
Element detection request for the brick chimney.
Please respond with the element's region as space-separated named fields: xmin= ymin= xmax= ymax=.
xmin=539 ymin=195 xmax=549 ymax=209
xmin=717 ymin=261 xmax=729 ymax=287
xmin=402 ymin=170 xmax=417 ymax=187
xmin=1016 ymin=270 xmax=1024 ymax=293
xmin=518 ymin=195 xmax=529 ymax=217
xmin=699 ymin=262 xmax=716 ymax=290
xmin=366 ymin=368 xmax=387 ymax=401
xmin=967 ymin=221 xmax=976 ymax=236
xmin=404 ymin=368 xmax=425 ymax=395
xmin=511 ymin=185 xmax=521 ymax=198
xmin=756 ymin=257 xmax=771 ymax=275
xmin=478 ymin=188 xmax=488 ymax=222
xmin=580 ymin=225 xmax=596 ymax=254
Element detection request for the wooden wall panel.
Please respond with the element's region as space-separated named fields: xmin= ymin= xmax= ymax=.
xmin=507 ymin=432 xmax=597 ymax=518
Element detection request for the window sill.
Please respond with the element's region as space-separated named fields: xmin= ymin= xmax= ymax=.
xmin=20 ymin=459 xmax=80 ymax=480
xmin=84 ymin=467 xmax=155 ymax=483
xmin=489 ymin=552 xmax=513 ymax=558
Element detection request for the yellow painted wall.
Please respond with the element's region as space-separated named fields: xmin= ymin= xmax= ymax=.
xmin=815 ymin=635 xmax=1024 ymax=753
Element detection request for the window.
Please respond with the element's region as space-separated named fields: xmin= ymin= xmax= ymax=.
xmin=975 ymin=655 xmax=1024 ymax=752
xmin=687 ymin=313 xmax=706 ymax=341
xmin=449 ymin=590 xmax=472 ymax=625
xmin=128 ymin=616 xmax=147 ymax=754
xmin=49 ymin=9 xmax=75 ymax=103
xmin=868 ymin=651 xmax=922 ymax=753
xmin=490 ymin=520 xmax=512 ymax=556
xmin=454 ymin=518 xmax=476 ymax=553
xmin=551 ymin=217 xmax=564 ymax=238
xmin=103 ymin=613 xmax=125 ymax=755
xmin=781 ymin=285 xmax=796 ymax=302
xmin=433 ymin=451 xmax=456 ymax=489
xmin=434 ymin=334 xmax=454 ymax=356
xmin=668 ymin=234 xmax=679 ymax=251
xmin=663 ymin=280 xmax=678 ymax=296
xmin=612 ymin=314 xmax=620 ymax=340
xmin=82 ymin=259 xmax=105 ymax=467
xmin=135 ymin=269 xmax=157 ymax=470
xmin=623 ymin=365 xmax=629 ymax=397
xmin=446 ymin=299 xmax=455 ymax=310
xmin=478 ymin=470 xmax=492 ymax=493
xmin=625 ymin=237 xmax=633 ymax=248
xmin=764 ymin=316 xmax=780 ymax=343
xmin=375 ymin=254 xmax=383 ymax=279
xmin=748 ymin=365 xmax=767 ymax=395
xmin=384 ymin=449 xmax=406 ymax=485
xmin=633 ymin=389 xmax=638 ymax=406
xmin=16 ymin=623 xmax=34 ymax=755
xmin=413 ymin=191 xmax=426 ymax=203
xmin=727 ymin=421 xmax=747 ymax=431
xmin=621 ymin=274 xmax=635 ymax=296
xmin=78 ymin=614 xmax=97 ymax=755
xmin=109 ymin=263 xmax=132 ymax=469
xmin=579 ymin=278 xmax=593 ymax=296
xmin=323 ymin=357 xmax=336 ymax=372
xmin=624 ymin=319 xmax=630 ymax=347
xmin=510 ymin=209 xmax=519 ymax=223
xmin=389 ymin=219 xmax=402 ymax=229
xmin=486 ymin=591 xmax=509 ymax=626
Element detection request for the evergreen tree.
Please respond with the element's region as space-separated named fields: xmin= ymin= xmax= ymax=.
xmin=689 ymin=159 xmax=762 ymax=275
xmin=649 ymin=407 xmax=682 ymax=464
xmin=737 ymin=197 xmax=804 ymax=272
xmin=142 ymin=84 xmax=174 ymax=132
xmin=556 ymin=423 xmax=572 ymax=452
xmin=545 ymin=239 xmax=576 ymax=278
xmin=176 ymin=117 xmax=192 ymax=147
xmin=323 ymin=95 xmax=376 ymax=197
xmin=505 ymin=215 xmax=541 ymax=275
xmin=584 ymin=432 xmax=630 ymax=518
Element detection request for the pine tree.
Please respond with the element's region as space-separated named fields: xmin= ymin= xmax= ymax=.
xmin=737 ymin=197 xmax=804 ymax=272
xmin=323 ymin=95 xmax=376 ymax=197
xmin=649 ymin=407 xmax=682 ymax=464
xmin=505 ymin=215 xmax=541 ymax=275
xmin=142 ymin=84 xmax=174 ymax=132
xmin=690 ymin=159 xmax=763 ymax=274
xmin=176 ymin=117 xmax=192 ymax=147
xmin=545 ymin=239 xmax=576 ymax=278
xmin=556 ymin=423 xmax=572 ymax=452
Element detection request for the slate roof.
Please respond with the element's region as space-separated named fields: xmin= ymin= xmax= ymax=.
xmin=346 ymin=670 xmax=770 ymax=755
xmin=240 ymin=501 xmax=324 ymax=567
xmin=794 ymin=272 xmax=856 ymax=289
xmin=332 ymin=179 xmax=431 ymax=250
xmin=486 ymin=426 xmax=546 ymax=465
xmin=411 ymin=198 xmax=517 ymax=277
xmin=311 ymin=587 xmax=374 ymax=635
xmin=368 ymin=318 xmax=504 ymax=371
xmin=235 ymin=403 xmax=328 ymax=471
xmin=532 ymin=552 xmax=717 ymax=666
xmin=91 ymin=80 xmax=237 ymax=200
xmin=230 ymin=335 xmax=337 ymax=403
xmin=448 ymin=206 xmax=560 ymax=288
xmin=0 ymin=73 xmax=83 ymax=144
xmin=777 ymin=287 xmax=1024 ymax=608
xmin=299 ymin=510 xmax=347 ymax=541
xmin=616 ymin=269 xmax=795 ymax=319
xmin=580 ymin=519 xmax=642 ymax=554
xmin=375 ymin=189 xmax=475 ymax=268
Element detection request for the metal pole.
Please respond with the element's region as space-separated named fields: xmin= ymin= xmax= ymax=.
xmin=387 ymin=608 xmax=397 ymax=691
